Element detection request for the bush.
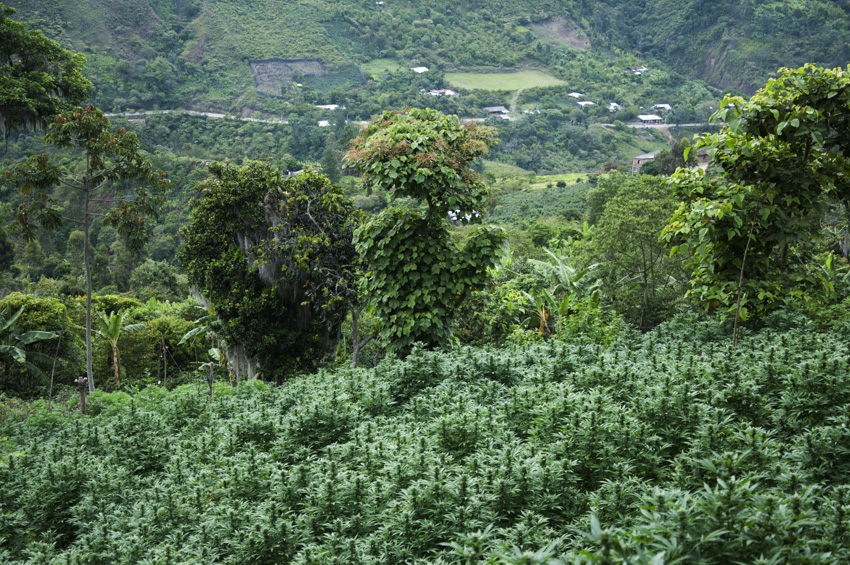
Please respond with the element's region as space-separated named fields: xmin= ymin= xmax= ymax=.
xmin=0 ymin=293 xmax=81 ymax=397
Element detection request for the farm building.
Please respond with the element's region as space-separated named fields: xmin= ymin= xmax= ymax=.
xmin=637 ymin=114 xmax=663 ymax=124
xmin=631 ymin=150 xmax=660 ymax=174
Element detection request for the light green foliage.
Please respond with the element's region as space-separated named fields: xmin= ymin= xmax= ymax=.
xmin=348 ymin=108 xmax=499 ymax=219
xmin=347 ymin=108 xmax=507 ymax=351
xmin=180 ymin=163 xmax=362 ymax=380
xmin=445 ymin=70 xmax=567 ymax=91
xmin=0 ymin=304 xmax=56 ymax=378
xmin=0 ymin=293 xmax=72 ymax=396
xmin=0 ymin=3 xmax=91 ymax=137
xmin=592 ymin=173 xmax=684 ymax=328
xmin=2 ymin=319 xmax=850 ymax=561
xmin=489 ymin=180 xmax=591 ymax=226
xmin=128 ymin=259 xmax=187 ymax=303
xmin=526 ymin=247 xmax=605 ymax=337
xmin=664 ymin=65 xmax=850 ymax=322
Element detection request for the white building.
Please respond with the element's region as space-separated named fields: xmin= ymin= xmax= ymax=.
xmin=637 ymin=114 xmax=663 ymax=124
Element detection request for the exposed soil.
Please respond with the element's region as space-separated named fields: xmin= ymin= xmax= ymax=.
xmin=531 ymin=17 xmax=590 ymax=50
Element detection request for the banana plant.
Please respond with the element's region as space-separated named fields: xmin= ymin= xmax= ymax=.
xmin=526 ymin=248 xmax=603 ymax=335
xmin=93 ymin=309 xmax=145 ymax=391
xmin=528 ymin=247 xmax=602 ymax=300
xmin=0 ymin=306 xmax=57 ymax=376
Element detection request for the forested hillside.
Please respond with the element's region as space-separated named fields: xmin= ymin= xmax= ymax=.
xmin=9 ymin=0 xmax=849 ymax=112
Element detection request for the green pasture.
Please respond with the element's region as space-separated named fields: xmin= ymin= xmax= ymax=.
xmin=482 ymin=160 xmax=534 ymax=178
xmin=445 ymin=70 xmax=567 ymax=91
xmin=360 ymin=58 xmax=403 ymax=79
xmin=528 ymin=172 xmax=591 ymax=188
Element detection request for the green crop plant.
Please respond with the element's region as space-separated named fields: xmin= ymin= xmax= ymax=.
xmin=1 ymin=313 xmax=849 ymax=562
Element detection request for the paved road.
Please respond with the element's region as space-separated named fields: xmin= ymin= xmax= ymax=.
xmin=599 ymin=122 xmax=710 ymax=129
xmin=105 ymin=109 xmax=290 ymax=124
xmin=106 ymin=110 xmax=709 ymax=130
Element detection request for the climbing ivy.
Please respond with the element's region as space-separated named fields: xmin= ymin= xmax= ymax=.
xmin=180 ymin=162 xmax=361 ymax=380
xmin=347 ymin=109 xmax=506 ymax=351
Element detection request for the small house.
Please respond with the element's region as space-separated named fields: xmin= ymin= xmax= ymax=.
xmin=631 ymin=150 xmax=660 ymax=174
xmin=568 ymin=92 xmax=584 ymax=99
xmin=429 ymin=89 xmax=457 ymax=97
xmin=637 ymin=114 xmax=663 ymax=124
xmin=608 ymin=102 xmax=624 ymax=113
xmin=483 ymin=106 xmax=510 ymax=116
xmin=577 ymin=101 xmax=595 ymax=108
xmin=652 ymin=103 xmax=672 ymax=111
xmin=410 ymin=66 xmax=429 ymax=73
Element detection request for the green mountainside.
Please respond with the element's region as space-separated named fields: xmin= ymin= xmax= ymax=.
xmin=10 ymin=0 xmax=849 ymax=113
xmin=579 ymin=0 xmax=850 ymax=93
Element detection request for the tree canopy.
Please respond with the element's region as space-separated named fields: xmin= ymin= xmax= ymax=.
xmin=663 ymin=65 xmax=850 ymax=325
xmin=0 ymin=3 xmax=92 ymax=137
xmin=180 ymin=163 xmax=362 ymax=380
xmin=6 ymin=104 xmax=169 ymax=391
xmin=347 ymin=108 xmax=506 ymax=352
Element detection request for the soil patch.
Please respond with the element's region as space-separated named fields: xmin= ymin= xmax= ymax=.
xmin=531 ymin=17 xmax=590 ymax=50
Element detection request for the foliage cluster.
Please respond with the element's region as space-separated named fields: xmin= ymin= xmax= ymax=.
xmin=3 ymin=318 xmax=850 ymax=562
xmin=180 ymin=162 xmax=362 ymax=380
xmin=347 ymin=109 xmax=507 ymax=352
xmin=664 ymin=65 xmax=850 ymax=323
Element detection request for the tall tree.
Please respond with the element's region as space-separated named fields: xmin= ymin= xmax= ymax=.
xmin=346 ymin=108 xmax=507 ymax=352
xmin=180 ymin=164 xmax=362 ymax=381
xmin=592 ymin=173 xmax=684 ymax=328
xmin=0 ymin=4 xmax=92 ymax=138
xmin=663 ymin=65 xmax=850 ymax=336
xmin=7 ymin=105 xmax=169 ymax=391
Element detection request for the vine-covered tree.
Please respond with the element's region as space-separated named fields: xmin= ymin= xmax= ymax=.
xmin=180 ymin=163 xmax=362 ymax=381
xmin=0 ymin=3 xmax=92 ymax=138
xmin=6 ymin=105 xmax=169 ymax=391
xmin=663 ymin=65 xmax=850 ymax=337
xmin=346 ymin=108 xmax=507 ymax=352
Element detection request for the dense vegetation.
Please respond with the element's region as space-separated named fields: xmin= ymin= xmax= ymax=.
xmin=3 ymin=4 xmax=850 ymax=564
xmin=3 ymin=316 xmax=850 ymax=563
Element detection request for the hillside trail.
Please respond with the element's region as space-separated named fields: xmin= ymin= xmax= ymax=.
xmin=510 ymin=89 xmax=523 ymax=114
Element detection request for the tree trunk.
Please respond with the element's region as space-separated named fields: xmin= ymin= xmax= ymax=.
xmin=84 ymin=158 xmax=95 ymax=392
xmin=351 ymin=305 xmax=373 ymax=369
xmin=76 ymin=377 xmax=87 ymax=414
xmin=113 ymin=345 xmax=121 ymax=391
xmin=161 ymin=333 xmax=167 ymax=387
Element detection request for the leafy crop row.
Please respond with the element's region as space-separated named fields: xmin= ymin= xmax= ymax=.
xmin=1 ymin=314 xmax=850 ymax=563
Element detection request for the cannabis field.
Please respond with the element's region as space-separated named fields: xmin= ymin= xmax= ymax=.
xmin=2 ymin=314 xmax=850 ymax=564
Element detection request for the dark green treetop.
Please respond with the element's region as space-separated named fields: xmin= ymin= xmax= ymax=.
xmin=0 ymin=3 xmax=92 ymax=137
xmin=180 ymin=162 xmax=362 ymax=380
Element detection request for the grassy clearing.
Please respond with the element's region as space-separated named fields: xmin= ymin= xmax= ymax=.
xmin=483 ymin=159 xmax=534 ymax=178
xmin=446 ymin=70 xmax=567 ymax=91
xmin=528 ymin=172 xmax=591 ymax=188
xmin=360 ymin=58 xmax=403 ymax=79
